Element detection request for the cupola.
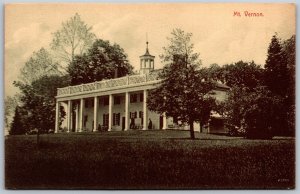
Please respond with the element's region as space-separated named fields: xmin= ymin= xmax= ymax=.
xmin=139 ymin=41 xmax=155 ymax=74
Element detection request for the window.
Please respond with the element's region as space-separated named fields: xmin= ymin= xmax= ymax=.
xmin=140 ymin=93 xmax=144 ymax=102
xmin=130 ymin=94 xmax=137 ymax=103
xmin=130 ymin=112 xmax=137 ymax=119
xmin=139 ymin=111 xmax=144 ymax=125
xmin=103 ymin=114 xmax=109 ymax=126
xmin=114 ymin=96 xmax=121 ymax=105
xmin=84 ymin=115 xmax=88 ymax=127
xmin=113 ymin=113 xmax=120 ymax=126
xmin=117 ymin=113 xmax=120 ymax=126
xmin=85 ymin=100 xmax=89 ymax=108
xmin=104 ymin=97 xmax=109 ymax=106
xmin=113 ymin=113 xmax=115 ymax=125
xmin=139 ymin=111 xmax=143 ymax=118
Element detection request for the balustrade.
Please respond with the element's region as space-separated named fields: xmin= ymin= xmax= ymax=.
xmin=57 ymin=73 xmax=160 ymax=96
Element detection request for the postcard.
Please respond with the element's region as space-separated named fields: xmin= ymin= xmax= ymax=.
xmin=4 ymin=3 xmax=295 ymax=189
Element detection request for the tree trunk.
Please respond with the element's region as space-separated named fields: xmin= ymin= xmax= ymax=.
xmin=189 ymin=120 xmax=195 ymax=139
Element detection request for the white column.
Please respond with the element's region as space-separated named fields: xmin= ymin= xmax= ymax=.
xmin=70 ymin=103 xmax=73 ymax=131
xmin=124 ymin=92 xmax=129 ymax=131
xmin=143 ymin=90 xmax=148 ymax=130
xmin=162 ymin=112 xmax=167 ymax=130
xmin=67 ymin=100 xmax=72 ymax=132
xmin=79 ymin=98 xmax=84 ymax=132
xmin=93 ymin=96 xmax=98 ymax=132
xmin=108 ymin=94 xmax=113 ymax=131
xmin=55 ymin=101 xmax=59 ymax=133
xmin=75 ymin=103 xmax=79 ymax=132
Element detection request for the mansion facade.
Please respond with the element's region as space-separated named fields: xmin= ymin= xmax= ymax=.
xmin=55 ymin=43 xmax=229 ymax=133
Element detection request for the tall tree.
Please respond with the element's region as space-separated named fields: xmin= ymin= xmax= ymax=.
xmin=51 ymin=13 xmax=96 ymax=68
xmin=282 ymin=35 xmax=295 ymax=133
xmin=9 ymin=106 xmax=25 ymax=135
xmin=19 ymin=48 xmax=62 ymax=84
xmin=14 ymin=75 xmax=70 ymax=133
xmin=68 ymin=39 xmax=133 ymax=85
xmin=264 ymin=34 xmax=295 ymax=135
xmin=264 ymin=34 xmax=289 ymax=97
xmin=147 ymin=29 xmax=215 ymax=139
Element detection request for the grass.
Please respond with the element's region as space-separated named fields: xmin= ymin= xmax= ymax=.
xmin=5 ymin=130 xmax=295 ymax=189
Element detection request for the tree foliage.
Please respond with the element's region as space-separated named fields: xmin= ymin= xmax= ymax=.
xmin=224 ymin=86 xmax=283 ymax=139
xmin=219 ymin=34 xmax=295 ymax=138
xmin=160 ymin=29 xmax=200 ymax=66
xmin=202 ymin=63 xmax=223 ymax=82
xmin=51 ymin=13 xmax=96 ymax=67
xmin=221 ymin=61 xmax=263 ymax=89
xmin=264 ymin=34 xmax=289 ymax=97
xmin=19 ymin=48 xmax=62 ymax=84
xmin=204 ymin=61 xmax=263 ymax=90
xmin=264 ymin=34 xmax=295 ymax=134
xmin=148 ymin=29 xmax=216 ymax=139
xmin=5 ymin=95 xmax=18 ymax=129
xmin=68 ymin=39 xmax=133 ymax=85
xmin=10 ymin=106 xmax=26 ymax=135
xmin=243 ymin=87 xmax=284 ymax=139
xmin=14 ymin=75 xmax=70 ymax=133
xmin=282 ymin=35 xmax=295 ymax=132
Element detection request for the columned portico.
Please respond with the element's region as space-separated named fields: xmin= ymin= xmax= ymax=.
xmin=143 ymin=90 xmax=148 ymax=130
xmin=54 ymin=40 xmax=229 ymax=134
xmin=54 ymin=41 xmax=166 ymax=133
xmin=93 ymin=96 xmax=98 ymax=132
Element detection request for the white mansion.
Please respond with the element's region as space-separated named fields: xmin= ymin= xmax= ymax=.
xmin=55 ymin=43 xmax=229 ymax=133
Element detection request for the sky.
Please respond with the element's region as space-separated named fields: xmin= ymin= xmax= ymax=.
xmin=4 ymin=3 xmax=295 ymax=97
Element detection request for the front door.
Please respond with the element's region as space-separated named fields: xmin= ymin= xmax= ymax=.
xmin=159 ymin=115 xmax=163 ymax=130
xmin=72 ymin=110 xmax=76 ymax=132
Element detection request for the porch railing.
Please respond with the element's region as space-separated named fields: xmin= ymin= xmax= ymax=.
xmin=57 ymin=72 xmax=160 ymax=97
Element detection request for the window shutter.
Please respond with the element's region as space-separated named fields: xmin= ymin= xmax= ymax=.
xmin=113 ymin=113 xmax=116 ymax=126
xmin=119 ymin=113 xmax=121 ymax=125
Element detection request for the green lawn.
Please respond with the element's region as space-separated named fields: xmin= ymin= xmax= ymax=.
xmin=5 ymin=130 xmax=295 ymax=189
